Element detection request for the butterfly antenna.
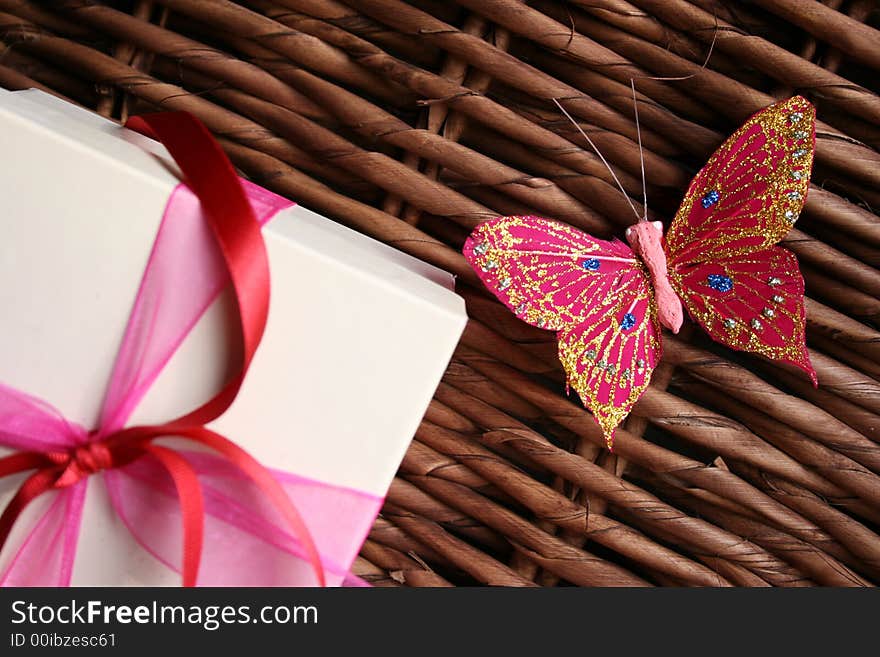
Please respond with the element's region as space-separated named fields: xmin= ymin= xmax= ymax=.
xmin=623 ymin=22 xmax=720 ymax=223
xmin=630 ymin=79 xmax=648 ymax=222
xmin=552 ymin=97 xmax=642 ymax=223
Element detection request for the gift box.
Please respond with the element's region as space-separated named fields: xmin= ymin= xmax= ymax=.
xmin=0 ymin=88 xmax=467 ymax=586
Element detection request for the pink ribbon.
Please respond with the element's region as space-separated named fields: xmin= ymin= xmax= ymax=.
xmin=0 ymin=179 xmax=382 ymax=586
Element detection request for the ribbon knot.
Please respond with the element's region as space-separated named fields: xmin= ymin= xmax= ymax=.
xmin=52 ymin=441 xmax=116 ymax=488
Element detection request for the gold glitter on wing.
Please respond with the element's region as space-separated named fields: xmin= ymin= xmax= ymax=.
xmin=666 ymin=96 xmax=815 ymax=264
xmin=558 ymin=263 xmax=662 ymax=448
xmin=665 ymin=97 xmax=815 ymax=372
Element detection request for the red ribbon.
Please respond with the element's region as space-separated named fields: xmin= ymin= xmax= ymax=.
xmin=0 ymin=112 xmax=325 ymax=587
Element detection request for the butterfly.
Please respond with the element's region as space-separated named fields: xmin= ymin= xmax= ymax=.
xmin=463 ymin=96 xmax=817 ymax=449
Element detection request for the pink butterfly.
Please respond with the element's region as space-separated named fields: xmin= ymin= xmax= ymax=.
xmin=463 ymin=96 xmax=817 ymax=449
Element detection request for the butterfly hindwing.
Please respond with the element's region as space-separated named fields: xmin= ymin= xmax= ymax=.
xmin=671 ymin=248 xmax=815 ymax=381
xmin=557 ymin=265 xmax=662 ymax=448
xmin=666 ymin=96 xmax=817 ymax=380
xmin=464 ymin=216 xmax=661 ymax=447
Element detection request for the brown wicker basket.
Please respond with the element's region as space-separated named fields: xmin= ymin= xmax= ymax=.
xmin=2 ymin=0 xmax=879 ymax=587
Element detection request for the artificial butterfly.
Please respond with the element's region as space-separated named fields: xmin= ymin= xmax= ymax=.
xmin=463 ymin=96 xmax=818 ymax=449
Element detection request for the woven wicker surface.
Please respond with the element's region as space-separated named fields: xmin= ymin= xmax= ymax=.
xmin=1 ymin=0 xmax=879 ymax=587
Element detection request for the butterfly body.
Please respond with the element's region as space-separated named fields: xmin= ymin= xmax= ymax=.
xmin=624 ymin=221 xmax=683 ymax=333
xmin=463 ymin=96 xmax=818 ymax=449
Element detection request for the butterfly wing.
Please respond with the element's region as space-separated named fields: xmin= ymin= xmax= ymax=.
xmin=463 ymin=215 xmax=662 ymax=447
xmin=665 ymin=96 xmax=817 ymax=380
xmin=464 ymin=215 xmax=638 ymax=330
xmin=556 ymin=268 xmax=662 ymax=449
xmin=671 ymin=249 xmax=814 ymax=381
xmin=665 ymin=96 xmax=815 ymax=262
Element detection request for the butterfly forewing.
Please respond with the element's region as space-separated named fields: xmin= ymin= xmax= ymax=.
xmin=665 ymin=96 xmax=815 ymax=264
xmin=666 ymin=96 xmax=817 ymax=381
xmin=464 ymin=215 xmax=660 ymax=447
xmin=463 ymin=216 xmax=639 ymax=330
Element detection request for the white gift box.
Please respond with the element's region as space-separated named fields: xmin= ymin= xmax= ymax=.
xmin=0 ymin=89 xmax=466 ymax=585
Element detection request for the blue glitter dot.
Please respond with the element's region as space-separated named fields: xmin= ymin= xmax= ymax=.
xmin=701 ymin=190 xmax=720 ymax=209
xmin=581 ymin=258 xmax=600 ymax=271
xmin=707 ymin=274 xmax=734 ymax=293
xmin=621 ymin=313 xmax=636 ymax=331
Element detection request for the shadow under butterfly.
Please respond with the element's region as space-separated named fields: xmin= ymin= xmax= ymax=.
xmin=463 ymin=96 xmax=818 ymax=449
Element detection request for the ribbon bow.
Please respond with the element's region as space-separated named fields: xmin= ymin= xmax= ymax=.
xmin=0 ymin=112 xmax=326 ymax=586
